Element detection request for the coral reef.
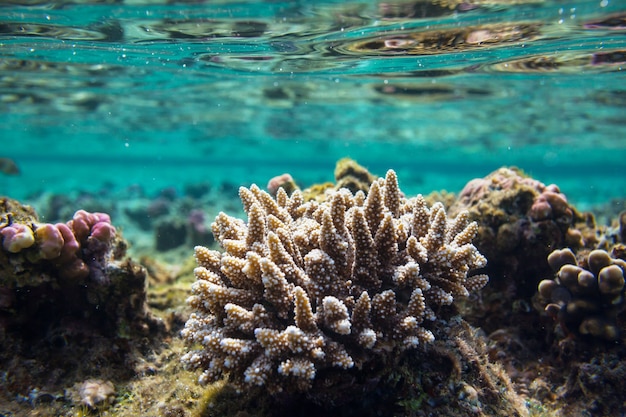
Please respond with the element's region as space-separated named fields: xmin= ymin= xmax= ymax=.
xmin=202 ymin=319 xmax=529 ymax=417
xmin=537 ymin=248 xmax=626 ymax=341
xmin=333 ymin=157 xmax=377 ymax=195
xmin=181 ymin=169 xmax=489 ymax=399
xmin=0 ymin=207 xmax=126 ymax=290
xmin=3 ymin=164 xmax=624 ymax=416
xmin=520 ymin=245 xmax=626 ymax=417
xmin=297 ymin=158 xmax=378 ymax=203
xmin=154 ymin=217 xmax=188 ymax=251
xmin=597 ymin=208 xmax=626 ymax=253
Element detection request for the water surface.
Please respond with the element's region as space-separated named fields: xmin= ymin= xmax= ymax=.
xmin=1 ymin=0 xmax=625 ymax=207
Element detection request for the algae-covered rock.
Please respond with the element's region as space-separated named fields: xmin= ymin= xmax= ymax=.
xmin=448 ymin=167 xmax=592 ymax=333
xmin=0 ymin=197 xmax=164 ymax=406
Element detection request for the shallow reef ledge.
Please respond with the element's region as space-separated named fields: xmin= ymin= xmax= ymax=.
xmin=2 ymin=163 xmax=626 ymax=416
xmin=0 ymin=197 xmax=164 ymax=411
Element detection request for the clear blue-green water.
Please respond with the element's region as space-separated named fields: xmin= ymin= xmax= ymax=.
xmin=1 ymin=0 xmax=625 ymax=209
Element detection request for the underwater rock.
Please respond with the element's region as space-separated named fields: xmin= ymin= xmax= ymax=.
xmin=153 ymin=209 xmax=215 ymax=252
xmin=77 ymin=379 xmax=115 ymax=409
xmin=0 ymin=157 xmax=19 ymax=175
xmin=333 ymin=157 xmax=378 ymax=195
xmin=182 ymin=170 xmax=489 ymax=402
xmin=154 ymin=217 xmax=188 ymax=252
xmin=0 ymin=197 xmax=163 ymax=399
xmin=448 ymin=167 xmax=590 ymax=333
xmin=0 ymin=197 xmax=38 ymax=222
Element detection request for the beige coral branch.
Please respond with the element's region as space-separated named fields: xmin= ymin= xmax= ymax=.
xmin=182 ymin=169 xmax=488 ymax=393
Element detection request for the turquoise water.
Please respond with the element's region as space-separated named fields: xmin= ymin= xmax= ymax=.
xmin=1 ymin=0 xmax=625 ymax=208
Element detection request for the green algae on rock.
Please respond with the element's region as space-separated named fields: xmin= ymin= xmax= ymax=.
xmin=447 ymin=167 xmax=593 ymax=333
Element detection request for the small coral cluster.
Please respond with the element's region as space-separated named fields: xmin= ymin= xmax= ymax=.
xmin=0 ymin=197 xmax=165 ymax=407
xmin=1 ymin=209 xmax=116 ymax=284
xmin=450 ymin=168 xmax=582 ymax=260
xmin=294 ymin=157 xmax=378 ymax=202
xmin=182 ymin=170 xmax=488 ymax=393
xmin=538 ymin=248 xmax=626 ymax=341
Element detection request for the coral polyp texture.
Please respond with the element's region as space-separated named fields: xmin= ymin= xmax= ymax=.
xmin=182 ymin=169 xmax=489 ymax=394
xmin=538 ymin=248 xmax=626 ymax=341
xmin=0 ymin=207 xmax=119 ymax=286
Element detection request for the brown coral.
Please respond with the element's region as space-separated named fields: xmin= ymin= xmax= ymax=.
xmin=182 ymin=169 xmax=488 ymax=395
xmin=538 ymin=248 xmax=626 ymax=341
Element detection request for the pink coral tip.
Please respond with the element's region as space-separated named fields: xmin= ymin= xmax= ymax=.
xmin=69 ymin=217 xmax=91 ymax=243
xmin=93 ymin=212 xmax=112 ymax=224
xmin=1 ymin=223 xmax=35 ymax=253
xmin=35 ymin=223 xmax=64 ymax=260
xmin=91 ymin=222 xmax=116 ymax=243
xmin=55 ymin=223 xmax=80 ymax=260
xmin=267 ymin=173 xmax=294 ymax=196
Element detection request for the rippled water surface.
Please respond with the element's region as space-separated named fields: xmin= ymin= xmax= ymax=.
xmin=1 ymin=0 xmax=625 ymax=205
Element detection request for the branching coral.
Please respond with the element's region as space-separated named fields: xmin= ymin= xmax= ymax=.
xmin=182 ymin=170 xmax=488 ymax=394
xmin=538 ymin=248 xmax=626 ymax=341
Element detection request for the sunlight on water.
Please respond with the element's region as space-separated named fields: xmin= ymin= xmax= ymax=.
xmin=0 ymin=0 xmax=625 ymax=206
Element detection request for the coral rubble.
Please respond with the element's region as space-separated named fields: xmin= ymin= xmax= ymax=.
xmin=182 ymin=169 xmax=489 ymax=397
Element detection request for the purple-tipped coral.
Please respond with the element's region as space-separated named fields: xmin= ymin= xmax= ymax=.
xmin=182 ymin=170 xmax=488 ymax=395
xmin=538 ymin=248 xmax=626 ymax=341
xmin=0 ymin=208 xmax=117 ymax=281
xmin=69 ymin=210 xmax=115 ymax=242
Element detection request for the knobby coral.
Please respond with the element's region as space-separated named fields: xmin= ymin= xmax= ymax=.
xmin=538 ymin=248 xmax=626 ymax=341
xmin=182 ymin=170 xmax=489 ymax=394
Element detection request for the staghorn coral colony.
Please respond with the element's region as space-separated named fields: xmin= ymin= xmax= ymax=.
xmin=181 ymin=169 xmax=489 ymax=395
